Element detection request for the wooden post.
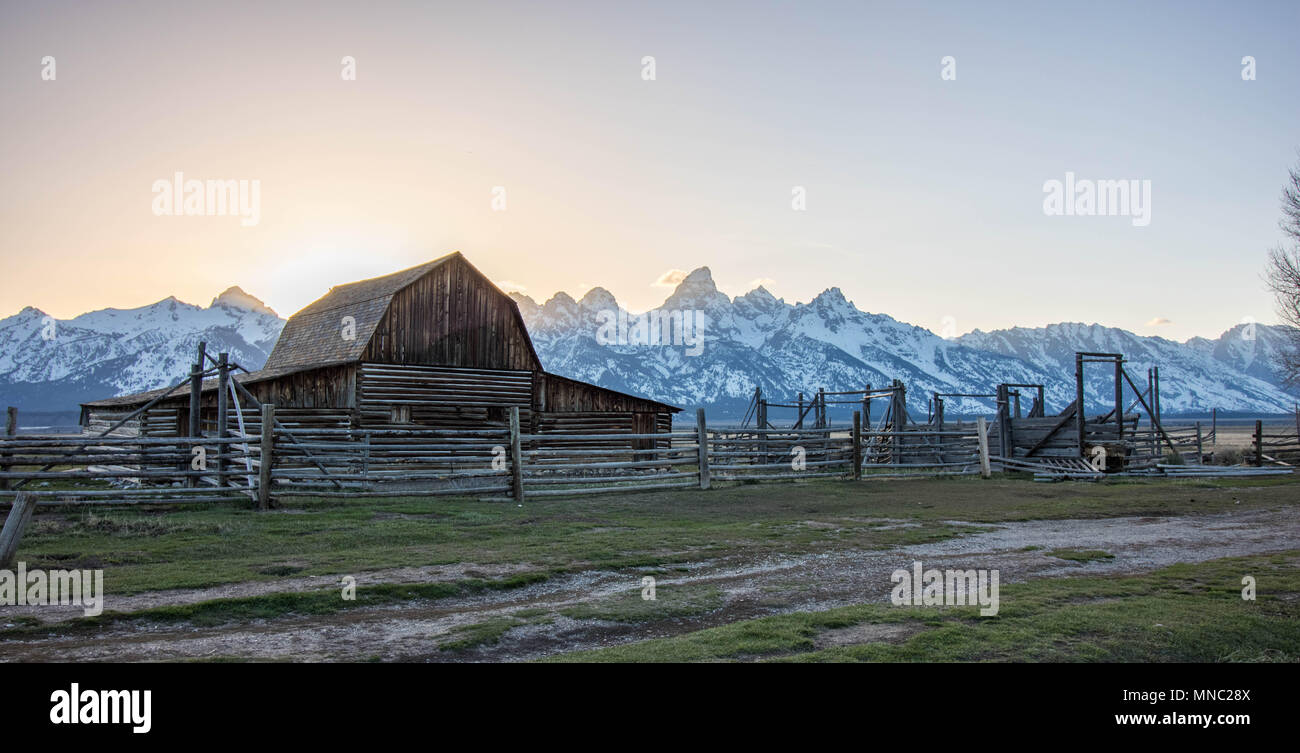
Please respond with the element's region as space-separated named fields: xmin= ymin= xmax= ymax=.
xmin=216 ymin=352 xmax=229 ymax=487
xmin=995 ymin=383 xmax=1010 ymax=459
xmin=1114 ymin=357 xmax=1123 ymax=445
xmin=1195 ymin=421 xmax=1204 ymax=465
xmin=976 ymin=416 xmax=992 ymax=479
xmin=852 ymin=410 xmax=862 ymax=480
xmin=257 ymin=404 xmax=274 ymax=510
xmin=189 ymin=341 xmax=205 ymax=437
xmin=796 ymin=392 xmax=804 ymax=430
xmin=509 ymin=406 xmax=524 ymax=503
xmin=1075 ymin=353 xmax=1086 ymax=458
xmin=696 ymin=408 xmax=711 ymax=490
xmin=188 ymin=341 xmax=205 ymax=488
xmin=1253 ymin=419 xmax=1263 ymax=467
xmin=1153 ymin=366 xmax=1162 ymax=426
xmin=0 ymin=406 xmax=15 ymax=492
xmin=0 ymin=492 xmax=37 ymax=568
xmin=891 ymin=380 xmax=906 ymax=463
xmin=1211 ymin=407 xmax=1217 ymax=450
xmin=1150 ymin=392 xmax=1158 ymax=459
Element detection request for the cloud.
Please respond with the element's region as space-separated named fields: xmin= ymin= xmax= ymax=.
xmin=1145 ymin=317 xmax=1173 ymax=327
xmin=652 ymin=269 xmax=688 ymax=287
xmin=497 ymin=280 xmax=526 ymax=292
xmin=747 ymin=277 xmax=776 ymax=290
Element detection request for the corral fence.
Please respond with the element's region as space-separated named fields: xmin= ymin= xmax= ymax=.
xmin=0 ymin=405 xmax=994 ymax=507
xmin=1251 ymin=420 xmax=1300 ymax=467
xmin=3 ymin=404 xmax=1296 ymax=509
xmin=1126 ymin=423 xmax=1216 ymax=465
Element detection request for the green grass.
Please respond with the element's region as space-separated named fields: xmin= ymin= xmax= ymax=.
xmin=561 ymin=583 xmax=725 ymax=623
xmin=14 ymin=475 xmax=1297 ymax=598
xmin=438 ymin=610 xmax=557 ymax=652
xmin=546 ymin=551 xmax=1300 ymax=662
xmin=439 ymin=617 xmax=524 ymax=652
xmin=0 ymin=571 xmax=549 ymax=637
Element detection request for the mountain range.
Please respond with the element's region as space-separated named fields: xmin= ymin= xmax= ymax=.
xmin=0 ymin=288 xmax=282 ymax=413
xmin=1 ymin=269 xmax=1296 ymax=420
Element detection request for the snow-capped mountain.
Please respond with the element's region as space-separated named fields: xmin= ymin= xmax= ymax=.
xmin=958 ymin=322 xmax=1298 ymax=414
xmin=0 ymin=288 xmax=284 ymax=411
xmin=2 ymin=269 xmax=1296 ymax=419
xmin=513 ymin=268 xmax=1300 ymax=418
xmin=1185 ymin=322 xmax=1297 ymax=393
xmin=515 ymin=269 xmax=1056 ymax=417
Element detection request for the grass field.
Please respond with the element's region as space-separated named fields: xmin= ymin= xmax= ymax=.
xmin=2 ymin=474 xmax=1298 ymax=662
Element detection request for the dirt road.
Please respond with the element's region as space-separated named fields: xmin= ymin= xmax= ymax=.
xmin=2 ymin=504 xmax=1294 ymax=662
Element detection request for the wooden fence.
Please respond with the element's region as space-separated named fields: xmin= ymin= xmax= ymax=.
xmin=5 ymin=404 xmax=1296 ymax=509
xmin=0 ymin=434 xmax=256 ymax=505
xmin=1251 ymin=421 xmax=1300 ymax=467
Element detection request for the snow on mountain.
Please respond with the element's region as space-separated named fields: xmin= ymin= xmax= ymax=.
xmin=957 ymin=322 xmax=1299 ymax=413
xmin=516 ymin=268 xmax=1300 ymax=418
xmin=0 ymin=290 xmax=284 ymax=411
xmin=3 ymin=269 xmax=1296 ymax=419
xmin=1186 ymin=322 xmax=1298 ymax=394
xmin=513 ymin=271 xmax=1037 ymax=417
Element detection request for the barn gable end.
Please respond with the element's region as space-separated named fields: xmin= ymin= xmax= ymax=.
xmin=80 ymin=251 xmax=679 ymax=437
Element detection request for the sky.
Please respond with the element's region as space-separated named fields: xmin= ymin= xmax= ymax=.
xmin=1 ymin=0 xmax=1298 ymax=342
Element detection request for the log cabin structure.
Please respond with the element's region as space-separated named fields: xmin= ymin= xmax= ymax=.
xmin=79 ymin=252 xmax=680 ymax=440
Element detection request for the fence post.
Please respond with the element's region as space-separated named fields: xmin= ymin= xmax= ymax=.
xmin=1195 ymin=421 xmax=1203 ymax=465
xmin=0 ymin=406 xmax=15 ymax=491
xmin=852 ymin=410 xmax=862 ymax=481
xmin=0 ymin=492 xmax=36 ymax=568
xmin=509 ymin=407 xmax=524 ymax=503
xmin=257 ymin=404 xmax=274 ymax=510
xmin=976 ymin=416 xmax=992 ymax=479
xmin=188 ymin=341 xmax=205 ymax=487
xmin=1253 ymin=419 xmax=1263 ymax=467
xmin=216 ymin=352 xmax=228 ymax=487
xmin=696 ymin=408 xmax=711 ymax=490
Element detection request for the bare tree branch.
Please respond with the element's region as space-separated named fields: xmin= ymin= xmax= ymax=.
xmin=1265 ymin=152 xmax=1300 ymax=386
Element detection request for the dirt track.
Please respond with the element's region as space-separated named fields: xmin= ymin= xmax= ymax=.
xmin=2 ymin=505 xmax=1295 ymax=662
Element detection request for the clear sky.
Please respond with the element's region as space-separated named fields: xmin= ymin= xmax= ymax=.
xmin=2 ymin=0 xmax=1298 ymax=341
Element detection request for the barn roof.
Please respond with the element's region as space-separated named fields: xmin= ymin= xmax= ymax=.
xmin=79 ymin=362 xmax=343 ymax=408
xmin=262 ymin=253 xmax=459 ymax=371
xmin=81 ymin=252 xmax=680 ymax=413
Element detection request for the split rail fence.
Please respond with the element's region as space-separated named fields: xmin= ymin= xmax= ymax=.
xmin=4 ymin=404 xmax=1295 ymax=509
xmin=0 ymin=406 xmax=995 ymax=507
xmin=1251 ymin=420 xmax=1300 ymax=467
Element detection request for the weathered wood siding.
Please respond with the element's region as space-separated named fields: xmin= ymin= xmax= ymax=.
xmin=239 ymin=364 xmax=357 ymax=410
xmin=538 ymin=373 xmax=671 ymax=414
xmin=82 ymin=408 xmax=179 ymax=437
xmin=363 ymin=255 xmax=540 ymax=371
xmin=991 ymin=414 xmax=1139 ymax=457
xmin=357 ymin=362 xmax=534 ymax=429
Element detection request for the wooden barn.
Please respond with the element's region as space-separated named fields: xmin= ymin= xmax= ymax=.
xmin=80 ymin=252 xmax=680 ymax=439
